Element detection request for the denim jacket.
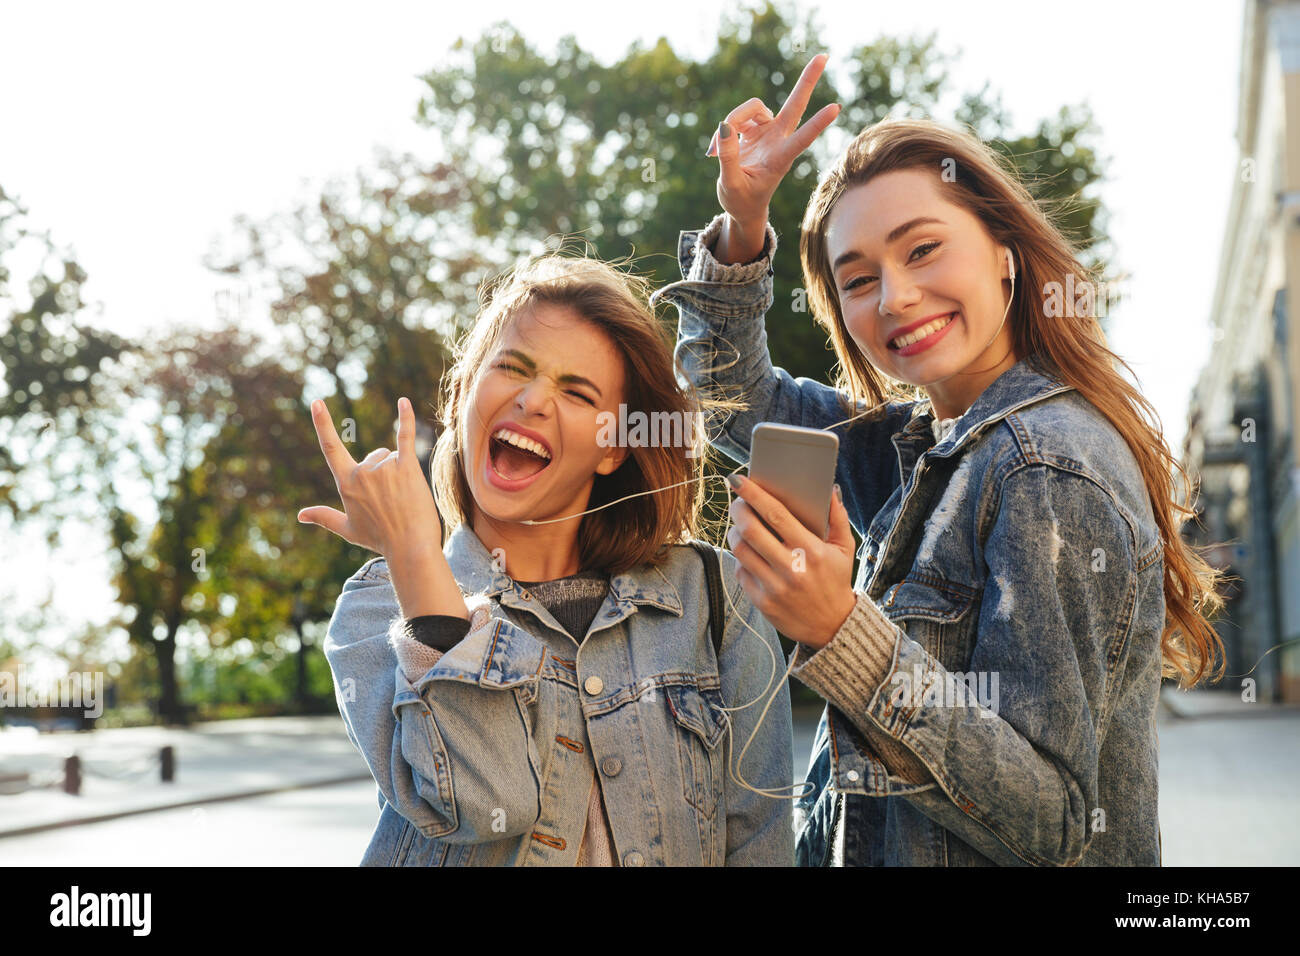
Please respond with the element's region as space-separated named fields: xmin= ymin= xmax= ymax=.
xmin=323 ymin=521 xmax=794 ymax=866
xmin=651 ymin=214 xmax=1165 ymax=866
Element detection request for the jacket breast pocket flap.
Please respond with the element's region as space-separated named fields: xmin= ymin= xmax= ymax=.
xmin=883 ymin=574 xmax=977 ymax=624
xmin=665 ymin=683 xmax=727 ymax=750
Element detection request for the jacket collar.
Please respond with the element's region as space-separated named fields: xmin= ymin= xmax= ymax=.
xmin=900 ymin=356 xmax=1074 ymax=457
xmin=443 ymin=522 xmax=684 ymax=617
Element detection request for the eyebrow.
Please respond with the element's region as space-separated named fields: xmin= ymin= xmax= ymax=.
xmin=498 ymin=349 xmax=604 ymax=398
xmin=831 ymin=217 xmax=947 ymax=273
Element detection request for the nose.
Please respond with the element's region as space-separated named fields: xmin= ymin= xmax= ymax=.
xmin=877 ymin=262 xmax=921 ymax=320
xmin=513 ymin=375 xmax=556 ymax=416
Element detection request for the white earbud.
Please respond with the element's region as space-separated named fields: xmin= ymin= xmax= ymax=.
xmin=1005 ymin=246 xmax=1016 ymax=283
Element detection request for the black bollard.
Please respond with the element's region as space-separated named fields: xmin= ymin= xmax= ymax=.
xmin=160 ymin=745 xmax=175 ymax=783
xmin=64 ymin=754 xmax=81 ymax=796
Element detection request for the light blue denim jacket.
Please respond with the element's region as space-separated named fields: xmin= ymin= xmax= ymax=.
xmin=651 ymin=214 xmax=1165 ymax=866
xmin=323 ymin=521 xmax=794 ymax=866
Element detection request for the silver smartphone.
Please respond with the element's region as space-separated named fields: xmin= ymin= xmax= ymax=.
xmin=747 ymin=422 xmax=840 ymax=540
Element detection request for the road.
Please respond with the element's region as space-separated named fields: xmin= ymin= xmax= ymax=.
xmin=1 ymin=695 xmax=1295 ymax=866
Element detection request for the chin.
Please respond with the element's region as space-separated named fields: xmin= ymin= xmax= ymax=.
xmin=911 ymin=352 xmax=962 ymax=378
xmin=895 ymin=345 xmax=970 ymax=385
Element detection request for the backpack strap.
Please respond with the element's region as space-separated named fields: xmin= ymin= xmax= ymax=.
xmin=687 ymin=540 xmax=725 ymax=664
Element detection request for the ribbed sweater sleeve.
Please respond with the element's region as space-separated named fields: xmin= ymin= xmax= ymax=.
xmin=789 ymin=591 xmax=932 ymax=784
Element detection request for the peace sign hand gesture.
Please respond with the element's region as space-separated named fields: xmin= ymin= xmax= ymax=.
xmin=705 ymin=53 xmax=841 ymax=231
xmin=298 ymin=396 xmax=442 ymax=562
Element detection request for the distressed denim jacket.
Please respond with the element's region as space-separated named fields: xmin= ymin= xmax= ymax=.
xmin=323 ymin=521 xmax=794 ymax=866
xmin=652 ymin=214 xmax=1165 ymax=866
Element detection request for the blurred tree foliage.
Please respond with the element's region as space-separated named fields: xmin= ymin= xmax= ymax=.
xmin=0 ymin=184 xmax=134 ymax=531
xmin=88 ymin=328 xmax=311 ymax=723
xmin=206 ymin=149 xmax=495 ymax=714
xmin=209 ymin=150 xmax=494 ymax=431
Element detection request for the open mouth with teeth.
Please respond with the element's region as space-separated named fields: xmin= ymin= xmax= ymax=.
xmin=488 ymin=428 xmax=553 ymax=482
xmin=889 ymin=312 xmax=956 ymax=351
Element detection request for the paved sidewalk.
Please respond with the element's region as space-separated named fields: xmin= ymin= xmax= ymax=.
xmin=1 ymin=708 xmax=825 ymax=840
xmin=1159 ymin=685 xmax=1300 ymax=720
xmin=0 ymin=716 xmax=371 ymax=839
xmin=5 ymin=693 xmax=1285 ymax=848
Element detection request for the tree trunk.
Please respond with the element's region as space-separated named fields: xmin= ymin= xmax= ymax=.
xmin=295 ymin=619 xmax=310 ymax=711
xmin=155 ymin=634 xmax=185 ymax=726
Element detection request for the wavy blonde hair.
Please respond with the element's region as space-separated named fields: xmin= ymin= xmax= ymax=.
xmin=798 ymin=117 xmax=1225 ymax=688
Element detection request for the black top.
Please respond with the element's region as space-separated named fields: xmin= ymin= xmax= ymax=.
xmin=401 ymin=570 xmax=611 ymax=651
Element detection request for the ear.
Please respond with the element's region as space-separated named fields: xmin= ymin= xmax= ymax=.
xmin=595 ymin=444 xmax=630 ymax=476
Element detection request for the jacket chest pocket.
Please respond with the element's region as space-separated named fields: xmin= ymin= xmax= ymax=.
xmin=665 ymin=684 xmax=727 ymax=819
xmin=880 ymin=573 xmax=979 ymax=672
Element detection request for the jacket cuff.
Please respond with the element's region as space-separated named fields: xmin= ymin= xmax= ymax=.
xmin=790 ymin=590 xmax=897 ymax=710
xmin=791 ymin=592 xmax=932 ymax=786
xmin=684 ymin=213 xmax=778 ymax=284
xmin=388 ymin=598 xmax=491 ymax=683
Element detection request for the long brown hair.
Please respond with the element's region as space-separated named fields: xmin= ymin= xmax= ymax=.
xmin=799 ymin=117 xmax=1225 ymax=689
xmin=431 ymin=252 xmax=738 ymax=576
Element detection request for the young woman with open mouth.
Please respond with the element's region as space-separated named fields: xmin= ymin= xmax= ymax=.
xmin=301 ymin=254 xmax=795 ymax=866
xmin=654 ymin=55 xmax=1226 ymax=866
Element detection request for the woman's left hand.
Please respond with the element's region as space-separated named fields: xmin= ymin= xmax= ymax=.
xmin=726 ymin=474 xmax=858 ymax=649
xmin=298 ymin=396 xmax=441 ymax=561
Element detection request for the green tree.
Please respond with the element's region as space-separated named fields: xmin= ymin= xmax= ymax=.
xmin=94 ymin=327 xmax=335 ymax=723
xmin=204 ymin=150 xmax=486 ymax=709
xmin=0 ymin=184 xmax=141 ymax=684
xmin=186 ymin=374 xmax=378 ymax=714
xmin=209 ymin=150 xmax=491 ymax=438
xmin=0 ymin=183 xmax=134 ymax=529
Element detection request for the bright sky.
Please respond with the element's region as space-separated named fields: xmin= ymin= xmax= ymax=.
xmin=1 ymin=0 xmax=1245 ymax=667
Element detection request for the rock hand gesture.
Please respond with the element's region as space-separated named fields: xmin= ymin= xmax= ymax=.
xmin=299 ymin=396 xmax=467 ymax=621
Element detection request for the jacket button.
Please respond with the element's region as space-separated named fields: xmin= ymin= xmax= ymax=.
xmin=584 ymin=676 xmax=604 ymax=696
xmin=623 ymin=850 xmax=645 ymax=867
xmin=601 ymin=756 xmax=622 ymax=777
xmin=846 ymin=769 xmax=860 ymax=782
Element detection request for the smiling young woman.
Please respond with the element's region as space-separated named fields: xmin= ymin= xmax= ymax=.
xmin=307 ymin=253 xmax=796 ymax=867
xmin=655 ymin=55 xmax=1227 ymax=867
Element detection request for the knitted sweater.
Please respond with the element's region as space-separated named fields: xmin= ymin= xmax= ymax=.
xmin=388 ymin=570 xmax=618 ymax=866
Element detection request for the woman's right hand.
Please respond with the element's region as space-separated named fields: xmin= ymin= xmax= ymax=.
xmin=705 ymin=53 xmax=840 ymax=262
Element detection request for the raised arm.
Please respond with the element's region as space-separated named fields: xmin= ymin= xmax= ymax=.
xmin=650 ymin=58 xmax=912 ymax=536
xmin=300 ymin=395 xmax=547 ymax=842
xmin=651 ymin=56 xmax=848 ymax=465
